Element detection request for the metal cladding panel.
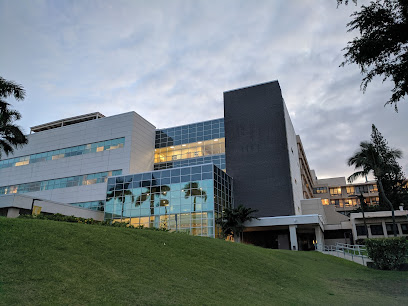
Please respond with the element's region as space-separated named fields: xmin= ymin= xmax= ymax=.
xmin=223 ymin=81 xmax=295 ymax=217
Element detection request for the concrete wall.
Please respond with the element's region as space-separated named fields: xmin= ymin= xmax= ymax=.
xmin=283 ymin=102 xmax=303 ymax=215
xmin=0 ymin=112 xmax=155 ymax=204
xmin=350 ymin=210 xmax=408 ymax=240
xmin=301 ymin=198 xmax=326 ymax=223
xmin=315 ymin=177 xmax=347 ymax=186
xmin=0 ymin=194 xmax=104 ymax=220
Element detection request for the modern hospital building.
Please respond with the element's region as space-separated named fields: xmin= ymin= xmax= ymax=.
xmin=1 ymin=81 xmax=407 ymax=250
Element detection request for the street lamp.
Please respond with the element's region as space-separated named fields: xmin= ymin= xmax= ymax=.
xmin=349 ymin=192 xmax=369 ymax=239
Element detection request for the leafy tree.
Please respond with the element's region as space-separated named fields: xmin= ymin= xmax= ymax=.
xmin=182 ymin=182 xmax=207 ymax=212
xmin=347 ymin=124 xmax=406 ymax=236
xmin=371 ymin=125 xmax=408 ymax=209
xmin=0 ymin=76 xmax=28 ymax=158
xmin=216 ymin=205 xmax=258 ymax=242
xmin=338 ymin=0 xmax=408 ymax=110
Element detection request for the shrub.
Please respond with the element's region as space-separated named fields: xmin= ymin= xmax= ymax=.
xmin=365 ymin=237 xmax=408 ymax=270
xmin=355 ymin=239 xmax=366 ymax=246
xmin=18 ymin=213 xmax=169 ymax=232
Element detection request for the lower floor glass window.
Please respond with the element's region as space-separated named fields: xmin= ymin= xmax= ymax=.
xmin=370 ymin=224 xmax=384 ymax=236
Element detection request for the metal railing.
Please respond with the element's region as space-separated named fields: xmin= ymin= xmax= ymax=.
xmin=315 ymin=242 xmax=370 ymax=265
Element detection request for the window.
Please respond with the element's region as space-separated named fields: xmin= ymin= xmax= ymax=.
xmin=346 ymin=186 xmax=355 ymax=194
xmin=321 ymin=199 xmax=329 ymax=205
xmin=386 ymin=223 xmax=396 ymax=235
xmin=329 ymin=187 xmax=342 ymax=196
xmin=356 ymin=225 xmax=367 ymax=236
xmin=0 ymin=170 xmax=122 ymax=195
xmin=0 ymin=137 xmax=125 ymax=169
xmin=355 ymin=185 xmax=369 ymax=194
xmin=313 ymin=187 xmax=327 ymax=194
xmin=370 ymin=224 xmax=384 ymax=236
xmin=343 ymin=199 xmax=357 ymax=207
xmin=369 ymin=184 xmax=378 ymax=193
xmin=330 ymin=199 xmax=341 ymax=207
xmin=370 ymin=197 xmax=380 ymax=205
xmin=401 ymin=224 xmax=408 ymax=234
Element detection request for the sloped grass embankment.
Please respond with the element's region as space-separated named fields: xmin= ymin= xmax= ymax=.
xmin=0 ymin=217 xmax=407 ymax=305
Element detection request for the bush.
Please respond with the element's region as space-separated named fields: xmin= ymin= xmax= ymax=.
xmin=365 ymin=237 xmax=408 ymax=270
xmin=355 ymin=239 xmax=366 ymax=246
xmin=18 ymin=213 xmax=169 ymax=232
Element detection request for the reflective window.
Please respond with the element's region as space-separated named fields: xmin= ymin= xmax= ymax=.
xmin=154 ymin=154 xmax=226 ymax=171
xmin=154 ymin=138 xmax=225 ymax=163
xmin=0 ymin=170 xmax=122 ymax=195
xmin=70 ymin=200 xmax=105 ymax=211
xmin=0 ymin=137 xmax=125 ymax=169
xmin=105 ymin=163 xmax=232 ymax=238
xmin=155 ymin=118 xmax=224 ymax=148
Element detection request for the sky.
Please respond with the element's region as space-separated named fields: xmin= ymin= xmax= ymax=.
xmin=0 ymin=0 xmax=407 ymax=180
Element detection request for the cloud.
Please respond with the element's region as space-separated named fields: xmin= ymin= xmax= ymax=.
xmin=0 ymin=0 xmax=406 ymax=178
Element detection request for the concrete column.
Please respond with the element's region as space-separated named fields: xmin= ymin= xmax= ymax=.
xmin=397 ymin=223 xmax=403 ymax=236
xmin=351 ymin=223 xmax=358 ymax=242
xmin=367 ymin=225 xmax=372 ymax=238
xmin=315 ymin=226 xmax=324 ymax=246
xmin=381 ymin=221 xmax=388 ymax=237
xmin=289 ymin=225 xmax=298 ymax=251
xmin=7 ymin=208 xmax=20 ymax=218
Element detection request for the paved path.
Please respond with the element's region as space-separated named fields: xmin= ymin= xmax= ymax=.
xmin=322 ymin=250 xmax=372 ymax=266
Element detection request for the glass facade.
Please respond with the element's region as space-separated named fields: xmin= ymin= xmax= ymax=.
xmin=70 ymin=200 xmax=105 ymax=211
xmin=105 ymin=163 xmax=233 ymax=238
xmin=0 ymin=170 xmax=122 ymax=195
xmin=0 ymin=137 xmax=125 ymax=169
xmin=154 ymin=119 xmax=225 ymax=170
xmin=154 ymin=154 xmax=225 ymax=171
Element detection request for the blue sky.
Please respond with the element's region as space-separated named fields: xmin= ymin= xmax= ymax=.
xmin=1 ymin=0 xmax=407 ymax=179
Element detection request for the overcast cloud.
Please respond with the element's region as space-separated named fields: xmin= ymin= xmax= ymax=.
xmin=0 ymin=0 xmax=407 ymax=180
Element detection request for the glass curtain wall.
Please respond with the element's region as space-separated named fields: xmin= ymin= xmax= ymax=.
xmin=0 ymin=170 xmax=122 ymax=195
xmin=0 ymin=137 xmax=125 ymax=169
xmin=154 ymin=119 xmax=226 ymax=171
xmin=105 ymin=163 xmax=233 ymax=238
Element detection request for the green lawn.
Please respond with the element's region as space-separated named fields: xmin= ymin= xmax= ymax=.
xmin=0 ymin=217 xmax=407 ymax=305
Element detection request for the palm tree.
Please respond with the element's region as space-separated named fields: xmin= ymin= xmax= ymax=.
xmin=182 ymin=182 xmax=207 ymax=212
xmin=0 ymin=107 xmax=28 ymax=158
xmin=0 ymin=76 xmax=28 ymax=158
xmin=216 ymin=205 xmax=258 ymax=242
xmin=137 ymin=179 xmax=170 ymax=215
xmin=347 ymin=125 xmax=403 ymax=236
xmin=106 ymin=178 xmax=135 ymax=220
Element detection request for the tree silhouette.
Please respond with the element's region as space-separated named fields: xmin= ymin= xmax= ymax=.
xmin=216 ymin=205 xmax=258 ymax=242
xmin=338 ymin=0 xmax=408 ymax=110
xmin=347 ymin=124 xmax=405 ymax=236
xmin=106 ymin=177 xmax=134 ymax=219
xmin=137 ymin=178 xmax=170 ymax=215
xmin=0 ymin=76 xmax=28 ymax=158
xmin=182 ymin=182 xmax=207 ymax=212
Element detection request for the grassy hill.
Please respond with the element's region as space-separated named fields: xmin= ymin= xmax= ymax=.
xmin=0 ymin=217 xmax=407 ymax=305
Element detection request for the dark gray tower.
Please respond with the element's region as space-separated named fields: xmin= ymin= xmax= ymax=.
xmin=224 ymin=81 xmax=296 ymax=217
